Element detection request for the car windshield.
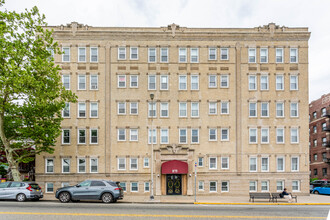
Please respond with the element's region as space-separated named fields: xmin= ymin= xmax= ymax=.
xmin=79 ymin=181 xmax=91 ymax=187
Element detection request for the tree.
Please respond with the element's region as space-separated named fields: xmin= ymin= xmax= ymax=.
xmin=0 ymin=0 xmax=77 ymax=181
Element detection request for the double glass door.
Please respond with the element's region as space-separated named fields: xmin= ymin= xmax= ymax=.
xmin=166 ymin=174 xmax=182 ymax=195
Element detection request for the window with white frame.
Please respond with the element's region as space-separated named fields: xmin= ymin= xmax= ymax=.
xmin=130 ymin=75 xmax=138 ymax=88
xmin=144 ymin=157 xmax=149 ymax=168
xmin=179 ymin=48 xmax=187 ymax=62
xmin=221 ymin=157 xmax=229 ymax=169
xmin=63 ymin=102 xmax=70 ymax=118
xmin=290 ymin=48 xmax=298 ymax=63
xmin=179 ymin=75 xmax=187 ymax=90
xmin=90 ymin=47 xmax=98 ymax=62
xmin=191 ymin=102 xmax=199 ymax=117
xmin=130 ymin=47 xmax=138 ymax=60
xmin=78 ymin=129 xmax=86 ymax=144
xmin=160 ymin=129 xmax=169 ymax=144
xmin=46 ymin=159 xmax=54 ymax=173
xmin=62 ymin=158 xmax=70 ymax=173
xmin=276 ymin=48 xmax=283 ymax=63
xmin=276 ymin=180 xmax=284 ymax=191
xmin=209 ymin=48 xmax=217 ymax=60
xmin=209 ymin=157 xmax=217 ymax=169
xmin=276 ymin=102 xmax=284 ymax=117
xmin=261 ymin=128 xmax=269 ymax=143
xmin=291 ymin=128 xmax=299 ymax=143
xmin=221 ymin=101 xmax=229 ymax=114
xmin=148 ymin=102 xmax=156 ymax=118
xmin=148 ymin=48 xmax=156 ymax=62
xmin=191 ymin=129 xmax=199 ymax=143
xmin=321 ymin=108 xmax=327 ymax=116
xmin=208 ymin=75 xmax=217 ymax=88
xmin=131 ymin=182 xmax=138 ymax=192
xmin=260 ymin=48 xmax=268 ymax=63
xmin=148 ymin=129 xmax=156 ymax=144
xmin=179 ymin=129 xmax=187 ymax=144
xmin=249 ymin=102 xmax=257 ymax=117
xmin=290 ymin=102 xmax=298 ymax=117
xmin=260 ymin=102 xmax=269 ymax=117
xmin=276 ymin=75 xmax=284 ymax=90
xmin=221 ymin=128 xmax=229 ymax=141
xmin=209 ymin=128 xmax=217 ymax=141
xmin=118 ymin=102 xmax=126 ymax=115
xmin=260 ymin=75 xmax=269 ymax=90
xmin=209 ymin=102 xmax=217 ymax=115
xmin=248 ymin=48 xmax=256 ymax=63
xmin=198 ymin=157 xmax=203 ymax=167
xmin=78 ymin=47 xmax=86 ymax=62
xmin=276 ymin=128 xmax=285 ymax=143
xmin=62 ymin=75 xmax=70 ymax=90
xmin=130 ymin=129 xmax=138 ymax=141
xmin=221 ymin=48 xmax=229 ymax=60
xmin=144 ymin=182 xmax=150 ymax=192
xmin=90 ymin=129 xmax=98 ymax=144
xmin=261 ymin=157 xmax=269 ymax=172
xmin=130 ymin=102 xmax=138 ymax=115
xmin=277 ymin=157 xmax=285 ymax=172
xmin=130 ymin=158 xmax=138 ymax=170
xmin=118 ymin=129 xmax=126 ymax=141
xmin=248 ymin=75 xmax=257 ymax=90
xmin=179 ymin=102 xmax=187 ymax=117
xmin=220 ymin=75 xmax=229 ymax=88
xmin=118 ymin=47 xmax=126 ymax=60
xmin=62 ymin=129 xmax=70 ymax=144
xmin=120 ymin=182 xmax=127 ymax=191
xmin=291 ymin=157 xmax=299 ymax=171
xmin=160 ymin=48 xmax=168 ymax=62
xmin=221 ymin=181 xmax=229 ymax=192
xmin=209 ymin=181 xmax=217 ymax=192
xmin=47 ymin=47 xmax=54 ymax=59
xmin=249 ymin=181 xmax=257 ymax=192
xmin=292 ymin=180 xmax=300 ymax=191
xmin=261 ymin=181 xmax=269 ymax=191
xmin=62 ymin=47 xmax=70 ymax=62
xmin=78 ymin=158 xmax=86 ymax=173
xmin=118 ymin=158 xmax=126 ymax=170
xmin=118 ymin=75 xmax=126 ymax=88
xmin=148 ymin=75 xmax=156 ymax=90
xmin=191 ymin=75 xmax=199 ymax=90
xmin=78 ymin=75 xmax=86 ymax=90
xmin=160 ymin=102 xmax=169 ymax=117
xmin=160 ymin=75 xmax=169 ymax=90
xmin=190 ymin=48 xmax=199 ymax=63
xmin=198 ymin=181 xmax=204 ymax=190
xmin=290 ymin=75 xmax=298 ymax=90
xmin=46 ymin=183 xmax=54 ymax=193
xmin=249 ymin=157 xmax=257 ymax=172
xmin=90 ymin=102 xmax=98 ymax=118
xmin=90 ymin=75 xmax=98 ymax=90
xmin=90 ymin=158 xmax=98 ymax=173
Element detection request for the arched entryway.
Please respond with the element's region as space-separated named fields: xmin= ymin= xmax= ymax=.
xmin=161 ymin=160 xmax=188 ymax=195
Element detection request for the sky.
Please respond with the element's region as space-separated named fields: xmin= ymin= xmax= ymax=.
xmin=3 ymin=0 xmax=330 ymax=102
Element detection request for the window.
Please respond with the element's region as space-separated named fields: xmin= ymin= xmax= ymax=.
xmin=277 ymin=181 xmax=284 ymax=191
xmin=47 ymin=48 xmax=54 ymax=59
xmin=78 ymin=158 xmax=86 ymax=173
xmin=221 ymin=48 xmax=229 ymax=60
xmin=221 ymin=128 xmax=229 ymax=141
xmin=179 ymin=48 xmax=187 ymax=62
xmin=291 ymin=128 xmax=299 ymax=143
xmin=62 ymin=129 xmax=70 ymax=144
xmin=90 ymin=75 xmax=98 ymax=90
xmin=148 ymin=102 xmax=156 ymax=118
xmin=157 ymin=129 xmax=168 ymax=144
xmin=191 ymin=102 xmax=199 ymax=117
xmin=291 ymin=157 xmax=299 ymax=171
xmin=179 ymin=129 xmax=187 ymax=144
xmin=290 ymin=75 xmax=298 ymax=90
xmin=249 ymin=102 xmax=257 ymax=117
xmin=160 ymin=75 xmax=169 ymax=90
xmin=130 ymin=129 xmax=138 ymax=141
xmin=144 ymin=157 xmax=149 ymax=168
xmin=131 ymin=182 xmax=138 ymax=192
xmin=276 ymin=48 xmax=283 ymax=63
xmin=209 ymin=157 xmax=217 ymax=169
xmin=248 ymin=75 xmax=256 ymax=90
xmin=78 ymin=75 xmax=86 ymax=90
xmin=63 ymin=102 xmax=70 ymax=118
xmin=221 ymin=101 xmax=229 ymax=114
xmin=322 ymin=152 xmax=327 ymax=160
xmin=130 ymin=158 xmax=138 ymax=170
xmin=314 ymin=139 xmax=317 ymax=147
xmin=46 ymin=183 xmax=54 ymax=193
xmin=261 ymin=181 xmax=269 ymax=192
xmin=290 ymin=102 xmax=298 ymax=117
xmin=90 ymin=102 xmax=98 ymax=118
xmin=249 ymin=157 xmax=257 ymax=172
xmin=209 ymin=102 xmax=217 ymax=115
xmin=249 ymin=128 xmax=257 ymax=143
xmin=130 ymin=75 xmax=138 ymax=88
xmin=160 ymin=103 xmax=169 ymax=117
xmin=120 ymin=182 xmax=127 ymax=191
xmin=221 ymin=181 xmax=229 ymax=192
xmin=160 ymin=48 xmax=168 ymax=62
xmin=78 ymin=129 xmax=86 ymax=144
xmin=179 ymin=75 xmax=187 ymax=90
xmin=292 ymin=180 xmax=300 ymax=192
xmin=62 ymin=158 xmax=70 ymax=173
xmin=191 ymin=75 xmax=199 ymax=90
xmin=118 ymin=47 xmax=126 ymax=60
xmin=322 ymin=137 xmax=327 ymax=146
xmin=62 ymin=47 xmax=70 ymax=62
xmin=261 ymin=102 xmax=269 ymax=117
xmin=321 ymin=108 xmax=327 ymax=116
xmin=249 ymin=181 xmax=257 ymax=192
xmin=208 ymin=75 xmax=217 ymax=88
xmin=198 ymin=181 xmax=204 ymax=190
xmin=261 ymin=157 xmax=269 ymax=172
xmin=314 ymin=169 xmax=318 ymax=175
xmin=191 ymin=129 xmax=199 ymax=143
xmin=261 ymin=128 xmax=269 ymax=143
xmin=276 ymin=75 xmax=284 ymax=90
xmin=198 ymin=157 xmax=203 ymax=167
xmin=276 ymin=102 xmax=284 ymax=117
xmin=118 ymin=75 xmax=126 ymax=88
xmin=209 ymin=128 xmax=217 ymax=141
xmin=314 ymin=154 xmax=318 ymax=161
xmin=148 ymin=129 xmax=156 ymax=144
xmin=260 ymin=75 xmax=269 ymax=90
xmin=221 ymin=157 xmax=229 ymax=169
xmin=78 ymin=47 xmax=86 ymax=62
xmin=118 ymin=158 xmax=126 ymax=170
xmin=209 ymin=48 xmax=217 ymax=60
xmin=277 ymin=157 xmax=285 ymax=172
xmin=90 ymin=47 xmax=98 ymax=62
xmin=148 ymin=48 xmax=156 ymax=62
xmin=260 ymin=48 xmax=268 ymax=63
xmin=46 ymin=159 xmax=54 ymax=173
xmin=248 ymin=48 xmax=256 ymax=63
xmin=144 ymin=182 xmax=150 ymax=192
xmin=90 ymin=158 xmax=98 ymax=173
xmin=90 ymin=129 xmax=98 ymax=144
xmin=148 ymin=75 xmax=156 ymax=90
xmin=276 ymin=128 xmax=285 ymax=143
xmin=130 ymin=102 xmax=138 ymax=115
xmin=62 ymin=75 xmax=70 ymax=90
xmin=220 ymin=75 xmax=229 ymax=88
xmin=209 ymin=181 xmax=217 ymax=192
xmin=322 ymin=168 xmax=327 ymax=176
xmin=118 ymin=129 xmax=126 ymax=141
xmin=118 ymin=102 xmax=126 ymax=115
xmin=290 ymin=48 xmax=298 ymax=63
xmin=313 ymin=112 xmax=317 ymax=119
xmin=179 ymin=102 xmax=187 ymax=117
xmin=190 ymin=48 xmax=199 ymax=63
xmin=322 ymin=123 xmax=327 ymax=131
xmin=130 ymin=47 xmax=138 ymax=60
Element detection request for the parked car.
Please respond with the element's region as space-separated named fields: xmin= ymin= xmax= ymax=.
xmin=312 ymin=184 xmax=330 ymax=195
xmin=0 ymin=181 xmax=43 ymax=202
xmin=310 ymin=180 xmax=328 ymax=192
xmin=55 ymin=180 xmax=123 ymax=203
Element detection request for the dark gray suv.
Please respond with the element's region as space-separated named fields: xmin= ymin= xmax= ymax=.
xmin=55 ymin=180 xmax=123 ymax=203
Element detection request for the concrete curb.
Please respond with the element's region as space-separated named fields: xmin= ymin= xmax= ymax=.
xmin=194 ymin=202 xmax=330 ymax=206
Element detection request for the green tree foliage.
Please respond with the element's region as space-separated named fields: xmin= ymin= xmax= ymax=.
xmin=0 ymin=0 xmax=77 ymax=181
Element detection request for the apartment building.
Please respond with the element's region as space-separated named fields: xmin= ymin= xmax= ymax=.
xmin=36 ymin=22 xmax=310 ymax=198
xmin=309 ymin=93 xmax=330 ymax=180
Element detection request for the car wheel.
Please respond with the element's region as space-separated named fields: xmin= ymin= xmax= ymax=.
xmin=314 ymin=190 xmax=319 ymax=194
xmin=101 ymin=193 xmax=113 ymax=203
xmin=59 ymin=192 xmax=71 ymax=203
xmin=16 ymin=193 xmax=26 ymax=202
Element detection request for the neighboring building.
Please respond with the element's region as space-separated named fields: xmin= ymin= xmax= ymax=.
xmin=309 ymin=93 xmax=330 ymax=180
xmin=36 ymin=22 xmax=310 ymax=198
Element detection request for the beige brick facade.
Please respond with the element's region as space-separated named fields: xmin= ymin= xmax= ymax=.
xmin=36 ymin=22 xmax=310 ymax=198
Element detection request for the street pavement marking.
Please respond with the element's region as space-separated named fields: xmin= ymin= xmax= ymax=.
xmin=0 ymin=212 xmax=325 ymax=219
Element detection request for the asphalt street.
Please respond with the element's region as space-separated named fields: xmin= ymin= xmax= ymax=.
xmin=0 ymin=201 xmax=329 ymax=220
